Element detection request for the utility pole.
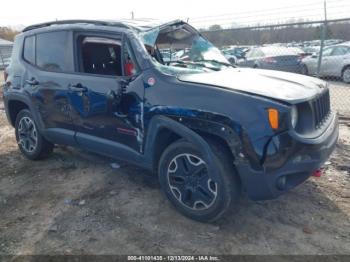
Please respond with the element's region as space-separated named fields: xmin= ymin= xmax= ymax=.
xmin=317 ymin=0 xmax=327 ymax=77
xmin=131 ymin=11 xmax=134 ymax=20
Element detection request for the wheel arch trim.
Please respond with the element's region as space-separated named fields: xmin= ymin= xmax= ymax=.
xmin=4 ymin=93 xmax=44 ymax=130
xmin=144 ymin=115 xmax=217 ymax=172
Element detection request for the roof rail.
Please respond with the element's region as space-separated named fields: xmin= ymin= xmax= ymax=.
xmin=22 ymin=20 xmax=131 ymax=32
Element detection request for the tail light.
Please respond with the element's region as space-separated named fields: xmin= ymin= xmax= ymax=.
xmin=262 ymin=57 xmax=277 ymax=64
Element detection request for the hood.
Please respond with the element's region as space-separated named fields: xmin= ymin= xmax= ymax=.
xmin=178 ymin=68 xmax=327 ymax=104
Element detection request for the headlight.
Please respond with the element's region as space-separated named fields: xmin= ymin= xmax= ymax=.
xmin=291 ymin=105 xmax=298 ymax=128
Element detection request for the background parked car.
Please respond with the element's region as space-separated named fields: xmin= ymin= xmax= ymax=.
xmin=160 ymin=49 xmax=190 ymax=63
xmin=222 ymin=46 xmax=249 ymax=64
xmin=301 ymin=42 xmax=350 ymax=83
xmin=301 ymin=46 xmax=320 ymax=56
xmin=237 ymin=46 xmax=306 ymax=73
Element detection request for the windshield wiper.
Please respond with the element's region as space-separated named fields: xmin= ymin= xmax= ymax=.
xmin=194 ymin=59 xmax=234 ymax=67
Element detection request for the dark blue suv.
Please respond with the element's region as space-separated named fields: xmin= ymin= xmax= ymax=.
xmin=2 ymin=20 xmax=338 ymax=222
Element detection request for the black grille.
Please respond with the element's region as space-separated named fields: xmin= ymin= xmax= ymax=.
xmin=312 ymin=89 xmax=331 ymax=128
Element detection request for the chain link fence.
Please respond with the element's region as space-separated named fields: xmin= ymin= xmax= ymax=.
xmin=202 ymin=18 xmax=350 ymax=118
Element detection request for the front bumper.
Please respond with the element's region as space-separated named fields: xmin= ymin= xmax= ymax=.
xmin=237 ymin=112 xmax=339 ymax=200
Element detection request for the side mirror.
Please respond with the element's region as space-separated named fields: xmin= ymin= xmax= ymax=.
xmin=311 ymin=53 xmax=318 ymax=58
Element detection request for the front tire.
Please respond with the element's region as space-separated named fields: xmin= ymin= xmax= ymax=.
xmin=158 ymin=139 xmax=240 ymax=222
xmin=15 ymin=109 xmax=54 ymax=160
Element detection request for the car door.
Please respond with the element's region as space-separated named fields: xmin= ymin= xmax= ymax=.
xmin=22 ymin=30 xmax=80 ymax=146
xmin=318 ymin=46 xmax=334 ymax=76
xmin=71 ymin=32 xmax=145 ymax=153
xmin=324 ymin=46 xmax=349 ymax=77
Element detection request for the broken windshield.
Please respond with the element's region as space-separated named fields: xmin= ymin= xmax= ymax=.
xmin=139 ymin=22 xmax=232 ymax=75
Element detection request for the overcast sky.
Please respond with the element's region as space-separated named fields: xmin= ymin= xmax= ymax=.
xmin=1 ymin=0 xmax=350 ymax=29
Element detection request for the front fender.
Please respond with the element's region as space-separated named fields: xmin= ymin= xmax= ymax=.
xmin=143 ymin=115 xmax=217 ymax=171
xmin=143 ymin=110 xmax=260 ymax=172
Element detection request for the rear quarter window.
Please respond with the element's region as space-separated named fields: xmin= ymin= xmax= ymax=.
xmin=36 ymin=31 xmax=73 ymax=72
xmin=23 ymin=35 xmax=35 ymax=64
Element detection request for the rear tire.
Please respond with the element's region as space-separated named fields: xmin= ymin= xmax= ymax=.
xmin=158 ymin=139 xmax=240 ymax=222
xmin=342 ymin=66 xmax=350 ymax=83
xmin=15 ymin=109 xmax=54 ymax=160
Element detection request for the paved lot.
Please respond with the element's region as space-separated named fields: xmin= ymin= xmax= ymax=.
xmin=0 ymin=71 xmax=349 ymax=255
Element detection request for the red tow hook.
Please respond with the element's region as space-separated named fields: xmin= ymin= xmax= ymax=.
xmin=312 ymin=169 xmax=322 ymax=177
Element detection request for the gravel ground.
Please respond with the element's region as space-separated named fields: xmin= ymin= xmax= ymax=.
xmin=0 ymin=72 xmax=349 ymax=255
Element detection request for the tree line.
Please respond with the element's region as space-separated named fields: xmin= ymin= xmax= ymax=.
xmin=0 ymin=27 xmax=19 ymax=42
xmin=201 ymin=21 xmax=350 ymax=47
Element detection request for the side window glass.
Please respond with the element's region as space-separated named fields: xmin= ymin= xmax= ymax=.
xmin=322 ymin=47 xmax=333 ymax=57
xmin=332 ymin=47 xmax=347 ymax=56
xmin=78 ymin=36 xmax=122 ymax=76
xmin=246 ymin=49 xmax=256 ymax=58
xmin=257 ymin=49 xmax=264 ymax=57
xmin=36 ymin=31 xmax=72 ymax=72
xmin=23 ymin=35 xmax=35 ymax=64
xmin=79 ymin=36 xmax=122 ymax=76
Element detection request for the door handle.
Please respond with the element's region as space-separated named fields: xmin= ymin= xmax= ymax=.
xmin=25 ymin=78 xmax=39 ymax=86
xmin=69 ymin=83 xmax=87 ymax=92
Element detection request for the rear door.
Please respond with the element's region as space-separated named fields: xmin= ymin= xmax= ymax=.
xmin=318 ymin=46 xmax=334 ymax=76
xmin=22 ymin=30 xmax=79 ymax=145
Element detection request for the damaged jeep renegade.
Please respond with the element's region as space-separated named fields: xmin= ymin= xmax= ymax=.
xmin=3 ymin=20 xmax=339 ymax=222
